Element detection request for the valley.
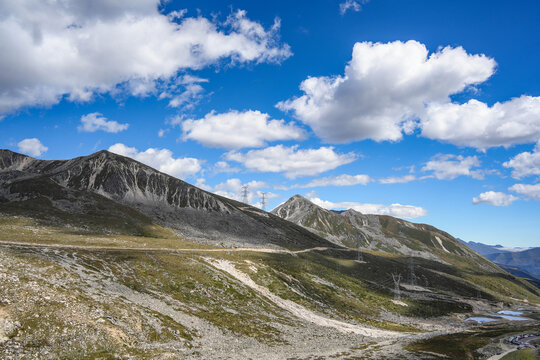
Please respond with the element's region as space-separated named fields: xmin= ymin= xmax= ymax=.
xmin=1 ymin=150 xmax=539 ymax=359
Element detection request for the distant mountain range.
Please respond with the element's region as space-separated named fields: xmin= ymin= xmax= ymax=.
xmin=460 ymin=239 xmax=540 ymax=280
xmin=462 ymin=240 xmax=532 ymax=255
xmin=485 ymin=248 xmax=540 ymax=278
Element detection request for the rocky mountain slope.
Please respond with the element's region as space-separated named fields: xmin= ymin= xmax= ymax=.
xmin=0 ymin=149 xmax=334 ymax=250
xmin=462 ymin=240 xmax=532 ymax=256
xmin=486 ymin=248 xmax=540 ymax=277
xmin=460 ymin=240 xmax=540 ymax=279
xmin=271 ymin=195 xmax=482 ymax=262
xmin=1 ymin=150 xmax=540 ymax=358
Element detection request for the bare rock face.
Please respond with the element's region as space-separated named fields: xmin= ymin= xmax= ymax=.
xmin=0 ymin=149 xmax=335 ymax=250
xmin=271 ymin=195 xmax=481 ymax=262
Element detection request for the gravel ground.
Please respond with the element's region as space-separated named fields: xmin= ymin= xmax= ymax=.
xmin=0 ymin=243 xmax=520 ymax=359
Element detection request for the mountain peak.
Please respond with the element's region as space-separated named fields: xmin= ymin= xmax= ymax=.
xmin=272 ymin=193 xmax=479 ymax=261
xmin=1 ymin=150 xmax=335 ymax=250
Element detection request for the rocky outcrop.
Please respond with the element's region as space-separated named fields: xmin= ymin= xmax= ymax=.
xmin=0 ymin=150 xmax=335 ymax=250
xmin=272 ymin=195 xmax=483 ymax=262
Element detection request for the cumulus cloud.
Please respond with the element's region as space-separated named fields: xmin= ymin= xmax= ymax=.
xmin=307 ymin=195 xmax=427 ymax=219
xmin=226 ymin=145 xmax=356 ymax=179
xmin=194 ymin=178 xmax=212 ymax=192
xmin=212 ymin=161 xmax=241 ymax=175
xmin=211 ymin=178 xmax=274 ymax=207
xmin=509 ymin=183 xmax=540 ymax=201
xmin=0 ymin=1 xmax=291 ymax=115
xmin=181 ymin=110 xmax=305 ymax=149
xmin=422 ymin=96 xmax=540 ymax=149
xmin=339 ymin=0 xmax=368 ymax=15
xmin=278 ymin=40 xmax=495 ymax=143
xmin=421 ymin=154 xmax=484 ymax=180
xmin=304 ymin=174 xmax=371 ymax=187
xmin=379 ymin=174 xmax=417 ymax=184
xmin=159 ymin=75 xmax=209 ymax=109
xmin=108 ymin=143 xmax=201 ymax=179
xmin=17 ymin=138 xmax=48 ymax=157
xmin=277 ymin=174 xmax=371 ymax=190
xmin=503 ymin=141 xmax=540 ymax=179
xmin=78 ymin=112 xmax=129 ymax=133
xmin=472 ymin=191 xmax=518 ymax=206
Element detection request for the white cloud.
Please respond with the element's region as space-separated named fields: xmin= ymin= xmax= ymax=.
xmin=421 ymin=154 xmax=484 ymax=180
xmin=168 ymin=83 xmax=205 ymax=109
xmin=472 ymin=191 xmax=518 ymax=206
xmin=195 ymin=178 xmax=212 ymax=191
xmin=277 ymin=174 xmax=371 ymax=189
xmin=509 ymin=183 xmax=540 ymax=201
xmin=422 ymin=96 xmax=540 ymax=149
xmin=305 ymin=174 xmax=371 ymax=187
xmin=339 ymin=0 xmax=368 ymax=15
xmin=108 ymin=143 xmax=201 ymax=179
xmin=307 ymin=195 xmax=428 ymax=219
xmin=379 ymin=174 xmax=417 ymax=184
xmin=167 ymin=115 xmax=184 ymax=127
xmin=226 ymin=145 xmax=356 ymax=179
xmin=78 ymin=112 xmax=129 ymax=133
xmin=278 ymin=40 xmax=495 ymax=143
xmin=503 ymin=141 xmax=540 ymax=179
xmin=158 ymin=75 xmax=209 ymax=109
xmin=0 ymin=2 xmax=291 ymax=115
xmin=181 ymin=110 xmax=305 ymax=149
xmin=212 ymin=178 xmax=268 ymax=205
xmin=17 ymin=138 xmax=48 ymax=157
xmin=212 ymin=161 xmax=240 ymax=175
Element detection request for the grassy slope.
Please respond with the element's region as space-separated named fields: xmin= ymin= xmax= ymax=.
xmin=1 ymin=195 xmax=540 ymax=358
xmin=405 ymin=325 xmax=540 ymax=359
xmin=501 ymin=349 xmax=540 ymax=360
xmin=1 ymin=217 xmax=540 ymax=357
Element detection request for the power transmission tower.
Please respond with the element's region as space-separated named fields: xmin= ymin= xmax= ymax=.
xmin=356 ymin=248 xmax=363 ymax=262
xmin=392 ymin=273 xmax=402 ymax=300
xmin=408 ymin=257 xmax=416 ymax=285
xmin=241 ymin=185 xmax=249 ymax=204
xmin=260 ymin=192 xmax=267 ymax=210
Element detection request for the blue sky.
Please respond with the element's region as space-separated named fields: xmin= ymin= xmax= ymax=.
xmin=1 ymin=0 xmax=539 ymax=247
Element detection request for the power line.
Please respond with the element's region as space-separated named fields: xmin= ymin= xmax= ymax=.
xmin=408 ymin=257 xmax=416 ymax=285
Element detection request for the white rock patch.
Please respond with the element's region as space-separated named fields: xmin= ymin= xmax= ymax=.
xmin=434 ymin=236 xmax=450 ymax=253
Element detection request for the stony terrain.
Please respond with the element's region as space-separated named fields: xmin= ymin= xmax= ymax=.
xmin=0 ymin=149 xmax=333 ymax=250
xmin=272 ymin=195 xmax=485 ymax=262
xmin=1 ymin=149 xmax=540 ymax=359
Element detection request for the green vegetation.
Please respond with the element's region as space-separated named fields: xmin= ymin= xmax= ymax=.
xmin=406 ymin=325 xmax=540 ymax=359
xmin=501 ymin=349 xmax=540 ymax=360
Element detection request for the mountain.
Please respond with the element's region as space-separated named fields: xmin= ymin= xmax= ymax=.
xmin=459 ymin=240 xmax=540 ymax=280
xmin=485 ymin=248 xmax=540 ymax=277
xmin=461 ymin=240 xmax=532 ymax=256
xmin=496 ymin=264 xmax=540 ymax=283
xmin=1 ymin=151 xmax=540 ymax=358
xmin=271 ymin=195 xmax=482 ymax=263
xmin=0 ymin=149 xmax=335 ymax=250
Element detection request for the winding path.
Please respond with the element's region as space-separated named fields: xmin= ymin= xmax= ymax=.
xmin=206 ymin=257 xmax=405 ymax=338
xmin=0 ymin=240 xmax=335 ymax=254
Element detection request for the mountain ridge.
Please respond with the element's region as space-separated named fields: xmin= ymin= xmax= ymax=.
xmin=271 ymin=194 xmax=488 ymax=264
xmin=0 ymin=149 xmax=336 ymax=250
